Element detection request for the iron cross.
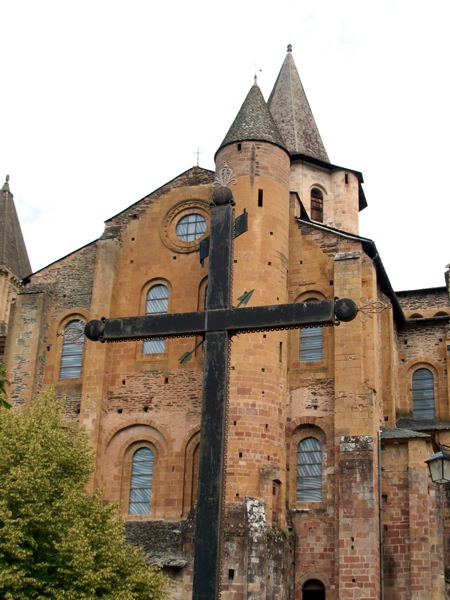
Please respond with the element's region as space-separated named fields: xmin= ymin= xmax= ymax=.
xmin=84 ymin=166 xmax=358 ymax=600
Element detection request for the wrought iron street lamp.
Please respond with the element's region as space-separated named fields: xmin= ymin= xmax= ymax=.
xmin=425 ymin=448 xmax=450 ymax=484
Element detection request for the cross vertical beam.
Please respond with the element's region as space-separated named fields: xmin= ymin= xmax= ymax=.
xmin=193 ymin=200 xmax=234 ymax=600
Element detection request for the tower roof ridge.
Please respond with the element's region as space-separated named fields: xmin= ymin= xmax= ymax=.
xmin=268 ymin=46 xmax=329 ymax=162
xmin=216 ymin=83 xmax=287 ymax=157
xmin=0 ymin=176 xmax=32 ymax=278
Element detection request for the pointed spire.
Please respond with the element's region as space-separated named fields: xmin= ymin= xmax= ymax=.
xmin=268 ymin=46 xmax=329 ymax=162
xmin=0 ymin=176 xmax=32 ymax=278
xmin=216 ymin=84 xmax=287 ymax=156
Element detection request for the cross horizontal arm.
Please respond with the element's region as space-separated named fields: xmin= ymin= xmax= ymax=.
xmin=84 ymin=298 xmax=357 ymax=342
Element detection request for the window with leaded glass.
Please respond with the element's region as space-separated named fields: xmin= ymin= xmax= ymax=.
xmin=59 ymin=320 xmax=84 ymax=379
xmin=297 ymin=437 xmax=322 ymax=501
xmin=128 ymin=447 xmax=154 ymax=515
xmin=300 ymin=326 xmax=323 ymax=362
xmin=143 ymin=284 xmax=168 ymax=354
xmin=412 ymin=368 xmax=435 ymax=419
xmin=176 ymin=213 xmax=207 ymax=242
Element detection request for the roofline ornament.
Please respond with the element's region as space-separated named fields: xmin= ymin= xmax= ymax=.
xmin=358 ymin=297 xmax=391 ymax=323
xmin=212 ymin=163 xmax=238 ymax=189
xmin=211 ymin=163 xmax=238 ymax=206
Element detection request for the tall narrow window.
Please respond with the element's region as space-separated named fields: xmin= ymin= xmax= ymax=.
xmin=311 ymin=188 xmax=323 ymax=222
xmin=300 ymin=327 xmax=323 ymax=362
xmin=412 ymin=368 xmax=435 ymax=419
xmin=59 ymin=320 xmax=84 ymax=379
xmin=143 ymin=284 xmax=168 ymax=354
xmin=129 ymin=447 xmax=154 ymax=515
xmin=297 ymin=437 xmax=322 ymax=501
xmin=258 ymin=189 xmax=264 ymax=207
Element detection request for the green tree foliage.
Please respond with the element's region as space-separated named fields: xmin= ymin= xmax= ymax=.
xmin=0 ymin=389 xmax=166 ymax=599
xmin=0 ymin=363 xmax=11 ymax=409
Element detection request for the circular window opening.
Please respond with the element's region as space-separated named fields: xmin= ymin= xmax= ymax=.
xmin=176 ymin=213 xmax=207 ymax=242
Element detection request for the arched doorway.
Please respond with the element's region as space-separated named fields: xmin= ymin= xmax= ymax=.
xmin=302 ymin=579 xmax=325 ymax=600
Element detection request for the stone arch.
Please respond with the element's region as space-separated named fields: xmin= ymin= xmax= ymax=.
xmin=103 ymin=417 xmax=170 ymax=451
xmin=195 ymin=276 xmax=208 ymax=356
xmin=294 ymin=290 xmax=327 ymax=303
xmin=198 ymin=275 xmax=208 ymax=310
xmin=310 ymin=183 xmax=328 ymax=196
xmin=302 ymin=578 xmax=326 ymax=599
xmin=182 ymin=429 xmax=201 ymax=516
xmin=102 ymin=422 xmax=169 ymax=517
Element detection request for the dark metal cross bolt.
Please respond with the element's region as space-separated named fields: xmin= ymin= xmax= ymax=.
xmin=85 ymin=172 xmax=358 ymax=600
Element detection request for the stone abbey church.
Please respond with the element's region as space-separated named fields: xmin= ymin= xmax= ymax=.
xmin=1 ymin=46 xmax=450 ymax=599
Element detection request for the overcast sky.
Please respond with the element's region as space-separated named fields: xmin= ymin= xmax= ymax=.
xmin=1 ymin=0 xmax=449 ymax=291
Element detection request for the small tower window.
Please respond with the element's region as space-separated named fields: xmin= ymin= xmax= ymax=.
xmin=311 ymin=188 xmax=323 ymax=222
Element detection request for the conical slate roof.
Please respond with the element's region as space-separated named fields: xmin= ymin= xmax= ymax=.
xmin=268 ymin=45 xmax=329 ymax=162
xmin=0 ymin=176 xmax=32 ymax=279
xmin=216 ymin=84 xmax=287 ymax=156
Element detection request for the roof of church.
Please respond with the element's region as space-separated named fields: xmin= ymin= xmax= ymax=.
xmin=268 ymin=45 xmax=329 ymax=162
xmin=216 ymin=84 xmax=287 ymax=156
xmin=396 ymin=418 xmax=450 ymax=432
xmin=0 ymin=176 xmax=32 ymax=279
xmin=381 ymin=427 xmax=430 ymax=440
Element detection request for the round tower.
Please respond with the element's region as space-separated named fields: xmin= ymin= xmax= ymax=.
xmin=214 ymin=84 xmax=291 ymax=526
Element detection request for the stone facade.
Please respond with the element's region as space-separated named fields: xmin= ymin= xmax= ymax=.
xmin=3 ymin=49 xmax=450 ymax=599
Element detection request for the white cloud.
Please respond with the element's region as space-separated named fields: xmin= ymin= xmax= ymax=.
xmin=1 ymin=0 xmax=449 ymax=289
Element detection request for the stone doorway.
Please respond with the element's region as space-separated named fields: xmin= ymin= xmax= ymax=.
xmin=302 ymin=579 xmax=325 ymax=600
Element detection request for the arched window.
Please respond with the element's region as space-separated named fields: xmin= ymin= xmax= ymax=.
xmin=143 ymin=284 xmax=168 ymax=354
xmin=311 ymin=188 xmax=323 ymax=222
xmin=297 ymin=437 xmax=322 ymax=501
xmin=303 ymin=579 xmax=326 ymax=600
xmin=59 ymin=320 xmax=84 ymax=379
xmin=412 ymin=368 xmax=435 ymax=419
xmin=129 ymin=447 xmax=154 ymax=515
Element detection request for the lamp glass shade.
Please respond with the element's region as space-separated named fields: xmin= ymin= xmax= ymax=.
xmin=425 ymin=450 xmax=450 ymax=484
